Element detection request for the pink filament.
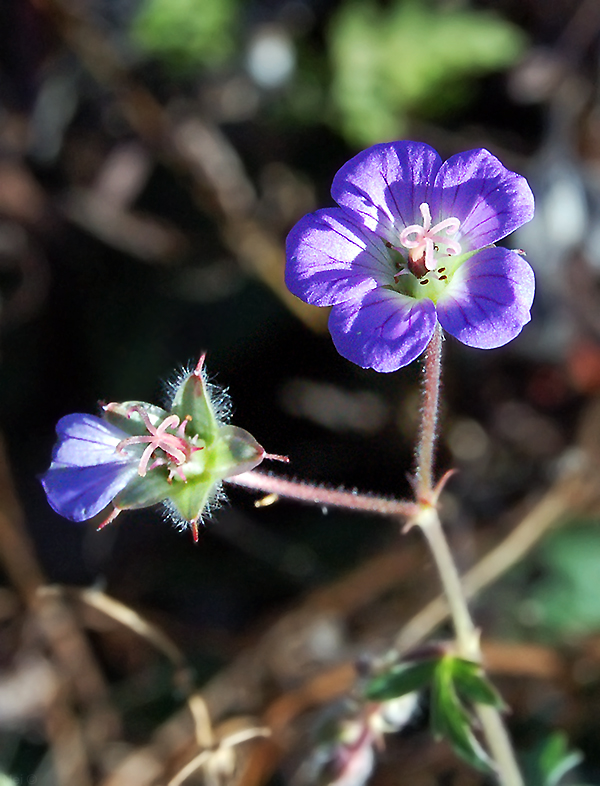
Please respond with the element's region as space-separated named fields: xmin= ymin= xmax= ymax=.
xmin=116 ymin=408 xmax=201 ymax=477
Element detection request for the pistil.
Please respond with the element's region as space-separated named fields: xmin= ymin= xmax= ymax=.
xmin=398 ymin=203 xmax=461 ymax=279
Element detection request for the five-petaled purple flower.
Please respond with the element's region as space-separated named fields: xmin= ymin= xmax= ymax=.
xmin=285 ymin=141 xmax=535 ymax=372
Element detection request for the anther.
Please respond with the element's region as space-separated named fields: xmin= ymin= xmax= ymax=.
xmin=419 ymin=279 xmax=429 ymax=285
xmin=438 ymin=267 xmax=446 ymax=273
xmin=439 ymin=275 xmax=447 ymax=280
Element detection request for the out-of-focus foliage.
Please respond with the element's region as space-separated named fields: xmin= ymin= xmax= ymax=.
xmin=328 ymin=0 xmax=526 ymax=146
xmin=131 ymin=0 xmax=239 ymax=71
xmin=527 ymin=526 xmax=600 ymax=639
xmin=492 ymin=523 xmax=600 ymax=643
xmin=523 ymin=732 xmax=586 ymax=786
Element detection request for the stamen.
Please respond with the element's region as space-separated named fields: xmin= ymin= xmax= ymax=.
xmin=97 ymin=506 xmax=121 ymax=530
xmin=116 ymin=408 xmax=203 ymax=478
xmin=264 ymin=453 xmax=290 ymax=463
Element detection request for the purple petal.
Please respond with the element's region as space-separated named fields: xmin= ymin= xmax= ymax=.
xmin=285 ymin=208 xmax=394 ymax=306
xmin=434 ymin=149 xmax=534 ymax=249
xmin=41 ymin=413 xmax=140 ymax=521
xmin=328 ymin=289 xmax=437 ymax=372
xmin=51 ymin=414 xmax=132 ymax=467
xmin=41 ymin=462 xmax=139 ymax=521
xmin=436 ymin=247 xmax=535 ymax=349
xmin=331 ymin=141 xmax=442 ymax=238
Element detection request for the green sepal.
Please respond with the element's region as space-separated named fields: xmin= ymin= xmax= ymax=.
xmin=103 ymin=402 xmax=168 ymax=436
xmin=170 ymin=367 xmax=219 ymax=443
xmin=431 ymin=655 xmax=494 ymax=773
xmin=365 ymin=658 xmax=438 ymax=702
xmin=217 ymin=426 xmax=265 ymax=477
xmin=452 ymin=658 xmax=506 ymax=710
xmin=115 ymin=470 xmax=174 ymax=510
xmin=166 ymin=476 xmax=219 ymax=522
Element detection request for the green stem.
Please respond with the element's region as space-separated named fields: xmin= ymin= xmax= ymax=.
xmin=415 ymin=506 xmax=478 ymax=659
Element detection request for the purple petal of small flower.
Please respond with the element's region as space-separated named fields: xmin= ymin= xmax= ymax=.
xmin=436 ymin=247 xmax=535 ymax=349
xmin=328 ymin=289 xmax=437 ymax=372
xmin=285 ymin=208 xmax=394 ymax=306
xmin=434 ymin=149 xmax=535 ymax=249
xmin=50 ymin=414 xmax=133 ymax=467
xmin=42 ymin=462 xmax=139 ymax=521
xmin=331 ymin=141 xmax=442 ymax=238
xmin=41 ymin=414 xmax=140 ymax=522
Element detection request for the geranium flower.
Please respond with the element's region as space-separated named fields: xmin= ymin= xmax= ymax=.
xmin=285 ymin=141 xmax=535 ymax=372
xmin=41 ymin=357 xmax=284 ymax=540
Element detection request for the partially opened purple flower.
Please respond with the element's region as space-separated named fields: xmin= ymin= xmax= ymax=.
xmin=285 ymin=141 xmax=535 ymax=372
xmin=41 ymin=356 xmax=285 ymax=540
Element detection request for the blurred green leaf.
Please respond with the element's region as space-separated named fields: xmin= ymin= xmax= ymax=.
xmin=328 ymin=0 xmax=525 ymax=146
xmin=365 ymin=658 xmax=438 ymax=701
xmin=530 ymin=527 xmax=600 ymax=638
xmin=132 ymin=0 xmax=239 ymax=71
xmin=539 ymin=732 xmax=583 ymax=786
xmin=431 ymin=655 xmax=494 ymax=773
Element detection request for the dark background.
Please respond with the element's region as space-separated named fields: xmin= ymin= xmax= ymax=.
xmin=1 ymin=1 xmax=600 ymax=784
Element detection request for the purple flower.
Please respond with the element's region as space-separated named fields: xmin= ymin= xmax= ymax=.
xmin=41 ymin=356 xmax=283 ymax=540
xmin=285 ymin=141 xmax=535 ymax=372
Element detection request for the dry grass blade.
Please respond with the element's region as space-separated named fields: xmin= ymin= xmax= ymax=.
xmin=167 ymin=726 xmax=271 ymax=786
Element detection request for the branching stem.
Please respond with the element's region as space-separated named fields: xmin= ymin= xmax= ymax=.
xmin=410 ymin=322 xmax=523 ymax=786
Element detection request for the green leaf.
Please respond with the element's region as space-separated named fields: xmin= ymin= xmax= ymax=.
xmin=365 ymin=658 xmax=438 ymax=702
xmin=452 ymin=658 xmax=506 ymax=710
xmin=539 ymin=733 xmax=583 ymax=786
xmin=131 ymin=0 xmax=239 ymax=72
xmin=431 ymin=656 xmax=494 ymax=773
xmin=528 ymin=527 xmax=600 ymax=639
